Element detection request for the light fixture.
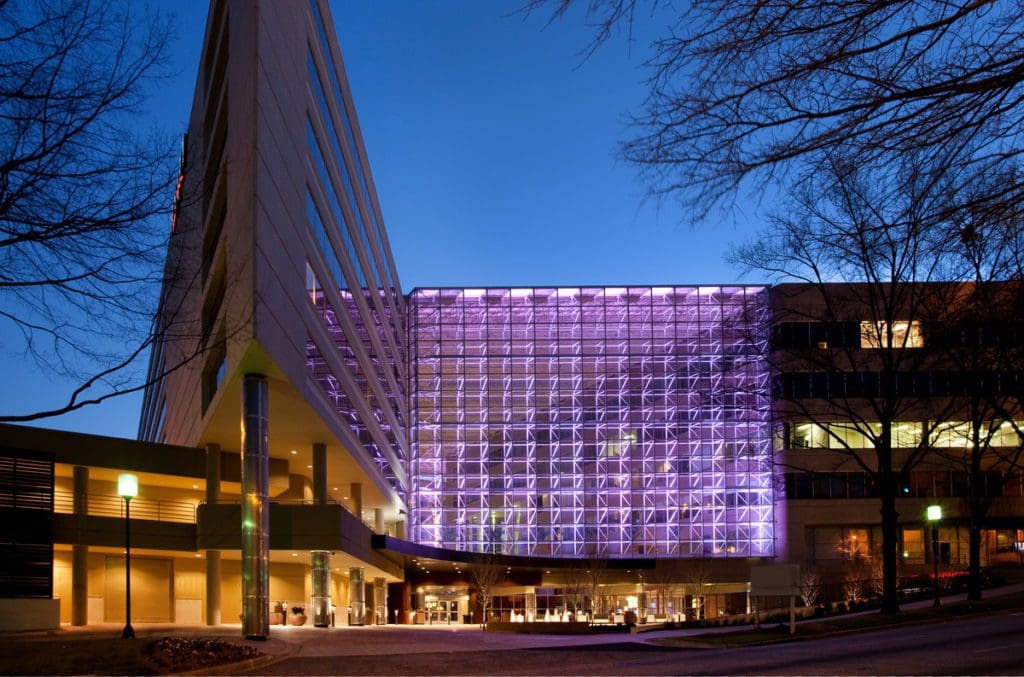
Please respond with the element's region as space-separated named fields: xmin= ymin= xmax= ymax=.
xmin=291 ymin=450 xmax=297 ymax=455
xmin=118 ymin=473 xmax=138 ymax=640
xmin=191 ymin=484 xmax=199 ymax=490
xmin=927 ymin=504 xmax=942 ymax=607
xmin=291 ymin=553 xmax=298 ymax=557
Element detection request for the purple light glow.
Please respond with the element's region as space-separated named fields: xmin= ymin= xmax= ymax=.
xmin=408 ymin=286 xmax=775 ymax=558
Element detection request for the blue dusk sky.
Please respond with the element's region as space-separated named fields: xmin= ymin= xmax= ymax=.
xmin=0 ymin=1 xmax=766 ymax=440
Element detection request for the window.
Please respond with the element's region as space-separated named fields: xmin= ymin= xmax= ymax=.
xmin=860 ymin=320 xmax=924 ymax=349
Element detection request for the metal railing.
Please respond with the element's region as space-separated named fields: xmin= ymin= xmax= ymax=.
xmin=54 ymin=491 xmax=197 ymax=524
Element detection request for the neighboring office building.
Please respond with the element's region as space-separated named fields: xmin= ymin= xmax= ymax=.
xmin=2 ymin=0 xmax=1022 ymax=634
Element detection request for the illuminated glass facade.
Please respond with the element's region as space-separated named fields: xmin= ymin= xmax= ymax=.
xmin=407 ymin=286 xmax=775 ymax=557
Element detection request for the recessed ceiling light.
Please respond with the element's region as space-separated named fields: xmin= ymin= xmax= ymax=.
xmin=333 ymin=487 xmax=338 ymax=491
xmin=195 ymin=553 xmax=202 ymax=558
xmin=192 ymin=484 xmax=199 ymax=489
xmin=290 ymin=450 xmax=297 ymax=455
xmin=291 ymin=553 xmax=298 ymax=557
xmin=307 ymin=464 xmax=312 ymax=469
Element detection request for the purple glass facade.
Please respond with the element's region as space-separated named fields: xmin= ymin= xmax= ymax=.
xmin=408 ymin=286 xmax=774 ymax=558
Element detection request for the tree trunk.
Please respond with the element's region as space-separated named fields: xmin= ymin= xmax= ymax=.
xmin=878 ymin=451 xmax=901 ymax=614
xmin=967 ymin=515 xmax=983 ymax=601
xmin=876 ymin=473 xmax=901 ymax=614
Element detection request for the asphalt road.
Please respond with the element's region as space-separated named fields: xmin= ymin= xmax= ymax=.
xmin=245 ymin=612 xmax=1024 ymax=675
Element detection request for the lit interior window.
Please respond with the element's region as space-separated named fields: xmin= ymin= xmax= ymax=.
xmin=860 ymin=320 xmax=924 ymax=349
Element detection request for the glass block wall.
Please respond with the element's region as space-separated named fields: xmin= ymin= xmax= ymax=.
xmin=408 ymin=286 xmax=775 ymax=557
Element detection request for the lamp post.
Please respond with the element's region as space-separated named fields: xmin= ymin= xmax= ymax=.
xmin=119 ymin=473 xmax=138 ymax=639
xmin=927 ymin=504 xmax=942 ymax=608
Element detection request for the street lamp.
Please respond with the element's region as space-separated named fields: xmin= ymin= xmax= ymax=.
xmin=927 ymin=504 xmax=942 ymax=608
xmin=118 ymin=473 xmax=138 ymax=639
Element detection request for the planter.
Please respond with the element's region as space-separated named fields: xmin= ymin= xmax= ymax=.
xmin=270 ymin=612 xmax=284 ymax=625
xmin=288 ymin=614 xmax=307 ymax=626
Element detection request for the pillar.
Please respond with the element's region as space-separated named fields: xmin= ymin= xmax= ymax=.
xmin=205 ymin=443 xmax=222 ymax=625
xmin=394 ymin=520 xmax=405 ymax=540
xmin=350 ymin=483 xmax=362 ymax=520
xmin=312 ymin=443 xmax=327 ymax=505
xmin=312 ymin=551 xmax=331 ymax=627
xmin=373 ymin=577 xmax=386 ymax=625
xmin=374 ymin=508 xmax=384 ymax=534
xmin=71 ymin=466 xmax=88 ymax=626
xmin=241 ymin=374 xmax=270 ymax=640
xmin=349 ymin=567 xmax=365 ymax=626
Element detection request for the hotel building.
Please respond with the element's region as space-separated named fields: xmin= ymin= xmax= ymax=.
xmin=0 ymin=0 xmax=1021 ymax=634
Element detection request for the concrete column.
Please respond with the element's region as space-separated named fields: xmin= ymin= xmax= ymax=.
xmin=373 ymin=577 xmax=386 ymax=624
xmin=205 ymin=551 xmax=221 ymax=625
xmin=71 ymin=466 xmax=88 ymax=626
xmin=374 ymin=508 xmax=384 ymax=534
xmin=350 ymin=483 xmax=362 ymax=520
xmin=312 ymin=443 xmax=327 ymax=505
xmin=205 ymin=443 xmax=222 ymax=503
xmin=312 ymin=551 xmax=331 ymax=627
xmin=205 ymin=443 xmax=222 ymax=625
xmin=349 ymin=567 xmax=365 ymax=626
xmin=241 ymin=374 xmax=270 ymax=640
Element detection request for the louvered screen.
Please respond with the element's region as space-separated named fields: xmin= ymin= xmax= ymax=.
xmin=0 ymin=450 xmax=54 ymax=598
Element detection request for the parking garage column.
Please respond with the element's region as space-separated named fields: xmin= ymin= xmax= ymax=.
xmin=312 ymin=443 xmax=327 ymax=505
xmin=205 ymin=443 xmax=222 ymax=625
xmin=241 ymin=373 xmax=270 ymax=640
xmin=349 ymin=567 xmax=365 ymax=625
xmin=373 ymin=577 xmax=386 ymax=624
xmin=72 ymin=465 xmax=88 ymax=626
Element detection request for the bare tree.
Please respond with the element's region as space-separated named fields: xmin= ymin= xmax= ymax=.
xmin=561 ymin=565 xmax=589 ymax=619
xmin=471 ymin=557 xmax=502 ymax=629
xmin=799 ymin=565 xmax=821 ymax=608
xmin=731 ymin=152 xmax=987 ymax=613
xmin=531 ymin=0 xmax=1024 ymax=222
xmin=680 ymin=558 xmax=713 ymax=620
xmin=0 ymin=0 xmax=215 ymax=422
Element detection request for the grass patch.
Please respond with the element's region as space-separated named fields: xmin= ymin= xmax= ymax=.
xmin=651 ymin=592 xmax=1024 ymax=649
xmin=0 ymin=636 xmax=261 ymax=675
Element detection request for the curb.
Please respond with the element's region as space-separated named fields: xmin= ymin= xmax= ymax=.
xmin=649 ymin=603 xmax=1024 ymax=650
xmin=179 ymin=639 xmax=301 ymax=676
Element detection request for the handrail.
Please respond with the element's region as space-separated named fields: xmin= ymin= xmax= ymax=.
xmin=54 ymin=491 xmax=196 ymax=524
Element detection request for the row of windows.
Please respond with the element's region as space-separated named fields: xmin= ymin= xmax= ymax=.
xmin=309 ymin=0 xmax=401 ymax=306
xmin=789 ymin=421 xmax=1023 ymax=449
xmin=776 ymin=370 xmax=1024 ymax=399
xmin=785 ymin=470 xmax=1024 ymax=500
xmin=773 ymin=320 xmax=1024 ymax=351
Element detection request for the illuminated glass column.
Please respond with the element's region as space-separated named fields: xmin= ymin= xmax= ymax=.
xmin=312 ymin=551 xmax=332 ymax=627
xmin=349 ymin=567 xmax=365 ymax=625
xmin=205 ymin=443 xmax=222 ymax=626
xmin=525 ymin=590 xmax=537 ymax=623
xmin=241 ymin=374 xmax=269 ymax=639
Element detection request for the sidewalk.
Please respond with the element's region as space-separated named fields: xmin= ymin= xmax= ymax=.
xmin=2 ymin=582 xmax=1022 ymax=674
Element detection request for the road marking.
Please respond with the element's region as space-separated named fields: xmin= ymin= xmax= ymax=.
xmin=974 ymin=642 xmax=1024 ymax=654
